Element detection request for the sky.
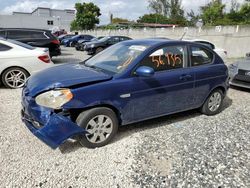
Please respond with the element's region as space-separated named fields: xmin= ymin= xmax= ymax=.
xmin=0 ymin=0 xmax=246 ymax=24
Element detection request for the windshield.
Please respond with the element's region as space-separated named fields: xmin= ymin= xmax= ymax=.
xmin=84 ymin=43 xmax=148 ymax=74
xmin=7 ymin=39 xmax=35 ymax=50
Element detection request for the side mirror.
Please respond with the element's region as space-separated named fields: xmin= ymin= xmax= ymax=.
xmin=135 ymin=66 xmax=155 ymax=77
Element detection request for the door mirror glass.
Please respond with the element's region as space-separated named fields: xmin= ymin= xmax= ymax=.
xmin=135 ymin=66 xmax=155 ymax=77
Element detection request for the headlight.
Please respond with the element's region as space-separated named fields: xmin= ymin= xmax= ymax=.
xmin=228 ymin=63 xmax=238 ymax=73
xmin=90 ymin=44 xmax=95 ymax=48
xmin=35 ymin=89 xmax=73 ymax=109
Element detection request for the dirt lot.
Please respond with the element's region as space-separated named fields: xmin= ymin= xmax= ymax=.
xmin=0 ymin=47 xmax=249 ymax=187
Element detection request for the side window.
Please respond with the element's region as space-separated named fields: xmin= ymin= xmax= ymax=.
xmin=8 ymin=30 xmax=47 ymax=39
xmin=191 ymin=46 xmax=214 ymax=66
xmin=31 ymin=32 xmax=48 ymax=39
xmin=109 ymin=37 xmax=119 ymax=44
xmin=0 ymin=31 xmax=6 ymax=38
xmin=0 ymin=43 xmax=12 ymax=51
xmin=120 ymin=37 xmax=128 ymax=41
xmin=140 ymin=45 xmax=186 ymax=72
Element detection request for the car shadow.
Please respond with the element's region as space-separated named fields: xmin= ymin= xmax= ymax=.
xmin=230 ymin=85 xmax=250 ymax=92
xmin=52 ymin=58 xmax=82 ymax=64
xmin=59 ymin=95 xmax=233 ymax=154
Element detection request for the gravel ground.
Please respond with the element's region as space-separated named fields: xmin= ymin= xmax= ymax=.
xmin=0 ymin=47 xmax=249 ymax=187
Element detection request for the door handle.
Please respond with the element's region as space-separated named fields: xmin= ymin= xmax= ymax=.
xmin=179 ymin=74 xmax=192 ymax=80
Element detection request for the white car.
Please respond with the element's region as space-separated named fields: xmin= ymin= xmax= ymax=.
xmin=184 ymin=39 xmax=228 ymax=62
xmin=0 ymin=39 xmax=54 ymax=89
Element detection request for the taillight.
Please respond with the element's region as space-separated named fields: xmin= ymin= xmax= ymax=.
xmin=38 ymin=55 xmax=50 ymax=63
xmin=51 ymin=39 xmax=60 ymax=45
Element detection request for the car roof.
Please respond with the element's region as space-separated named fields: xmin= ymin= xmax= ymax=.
xmin=0 ymin=28 xmax=51 ymax=32
xmin=121 ymin=38 xmax=193 ymax=46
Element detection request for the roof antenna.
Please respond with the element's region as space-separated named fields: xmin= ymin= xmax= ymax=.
xmin=180 ymin=31 xmax=187 ymax=40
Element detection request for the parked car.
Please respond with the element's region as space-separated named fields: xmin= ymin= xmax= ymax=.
xmin=63 ymin=35 xmax=95 ymax=47
xmin=21 ymin=39 xmax=229 ymax=149
xmin=58 ymin=34 xmax=75 ymax=44
xmin=84 ymin=36 xmax=132 ymax=55
xmin=229 ymin=53 xmax=250 ymax=89
xmin=75 ymin=36 xmax=104 ymax=51
xmin=184 ymin=39 xmax=228 ymax=62
xmin=0 ymin=39 xmax=53 ymax=89
xmin=0 ymin=28 xmax=61 ymax=57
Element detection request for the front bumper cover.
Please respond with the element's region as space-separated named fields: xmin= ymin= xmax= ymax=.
xmin=21 ymin=110 xmax=85 ymax=149
xmin=21 ymin=90 xmax=86 ymax=149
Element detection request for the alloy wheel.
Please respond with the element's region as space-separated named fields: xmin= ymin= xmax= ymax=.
xmin=208 ymin=92 xmax=222 ymax=112
xmin=4 ymin=69 xmax=27 ymax=88
xmin=85 ymin=115 xmax=113 ymax=144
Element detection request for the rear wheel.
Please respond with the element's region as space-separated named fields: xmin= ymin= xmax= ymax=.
xmin=200 ymin=89 xmax=223 ymax=115
xmin=1 ymin=67 xmax=29 ymax=89
xmin=76 ymin=107 xmax=118 ymax=148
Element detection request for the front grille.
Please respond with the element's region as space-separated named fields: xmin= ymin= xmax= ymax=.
xmin=234 ymin=70 xmax=250 ymax=82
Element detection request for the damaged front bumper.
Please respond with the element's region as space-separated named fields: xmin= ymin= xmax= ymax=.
xmin=21 ymin=89 xmax=86 ymax=149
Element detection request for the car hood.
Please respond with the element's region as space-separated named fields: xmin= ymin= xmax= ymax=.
xmin=25 ymin=63 xmax=112 ymax=97
xmin=236 ymin=59 xmax=250 ymax=70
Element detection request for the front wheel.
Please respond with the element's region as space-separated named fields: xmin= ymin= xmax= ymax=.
xmin=200 ymin=89 xmax=224 ymax=116
xmin=76 ymin=107 xmax=119 ymax=148
xmin=1 ymin=67 xmax=29 ymax=89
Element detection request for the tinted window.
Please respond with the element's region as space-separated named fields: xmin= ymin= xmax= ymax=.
xmin=7 ymin=30 xmax=47 ymax=39
xmin=8 ymin=39 xmax=35 ymax=50
xmin=108 ymin=37 xmax=120 ymax=44
xmin=196 ymin=41 xmax=215 ymax=50
xmin=191 ymin=46 xmax=214 ymax=66
xmin=0 ymin=43 xmax=12 ymax=51
xmin=85 ymin=35 xmax=94 ymax=40
xmin=0 ymin=31 xmax=5 ymax=38
xmin=140 ymin=45 xmax=187 ymax=72
xmin=120 ymin=37 xmax=129 ymax=41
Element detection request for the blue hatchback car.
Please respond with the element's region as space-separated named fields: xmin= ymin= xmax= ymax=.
xmin=21 ymin=39 xmax=229 ymax=149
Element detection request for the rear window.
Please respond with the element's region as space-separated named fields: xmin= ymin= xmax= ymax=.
xmin=7 ymin=39 xmax=35 ymax=50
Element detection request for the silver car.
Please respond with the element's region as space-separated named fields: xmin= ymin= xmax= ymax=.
xmin=229 ymin=53 xmax=250 ymax=89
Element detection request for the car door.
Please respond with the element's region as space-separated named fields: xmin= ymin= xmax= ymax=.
xmin=125 ymin=45 xmax=195 ymax=122
xmin=189 ymin=44 xmax=226 ymax=107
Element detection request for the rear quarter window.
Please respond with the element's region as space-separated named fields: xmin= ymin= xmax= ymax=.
xmin=190 ymin=46 xmax=214 ymax=66
xmin=0 ymin=43 xmax=12 ymax=51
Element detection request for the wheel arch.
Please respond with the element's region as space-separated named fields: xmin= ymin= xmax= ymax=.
xmin=68 ymin=104 xmax=122 ymax=125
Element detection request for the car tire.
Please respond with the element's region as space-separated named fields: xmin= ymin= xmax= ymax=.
xmin=95 ymin=47 xmax=104 ymax=54
xmin=76 ymin=107 xmax=119 ymax=148
xmin=200 ymin=89 xmax=224 ymax=116
xmin=1 ymin=67 xmax=29 ymax=89
xmin=70 ymin=41 xmax=76 ymax=47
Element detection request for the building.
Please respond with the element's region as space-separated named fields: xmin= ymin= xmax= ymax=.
xmin=0 ymin=7 xmax=75 ymax=32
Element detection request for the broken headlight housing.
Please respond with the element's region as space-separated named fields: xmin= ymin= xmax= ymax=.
xmin=35 ymin=89 xmax=73 ymax=109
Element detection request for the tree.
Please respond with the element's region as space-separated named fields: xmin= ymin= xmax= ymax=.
xmin=147 ymin=0 xmax=187 ymax=25
xmin=169 ymin=0 xmax=187 ymax=25
xmin=137 ymin=13 xmax=170 ymax=24
xmin=200 ymin=0 xmax=226 ymax=25
xmin=148 ymin=0 xmax=170 ymax=15
xmin=187 ymin=10 xmax=200 ymax=26
xmin=112 ymin=17 xmax=129 ymax=24
xmin=71 ymin=2 xmax=101 ymax=30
